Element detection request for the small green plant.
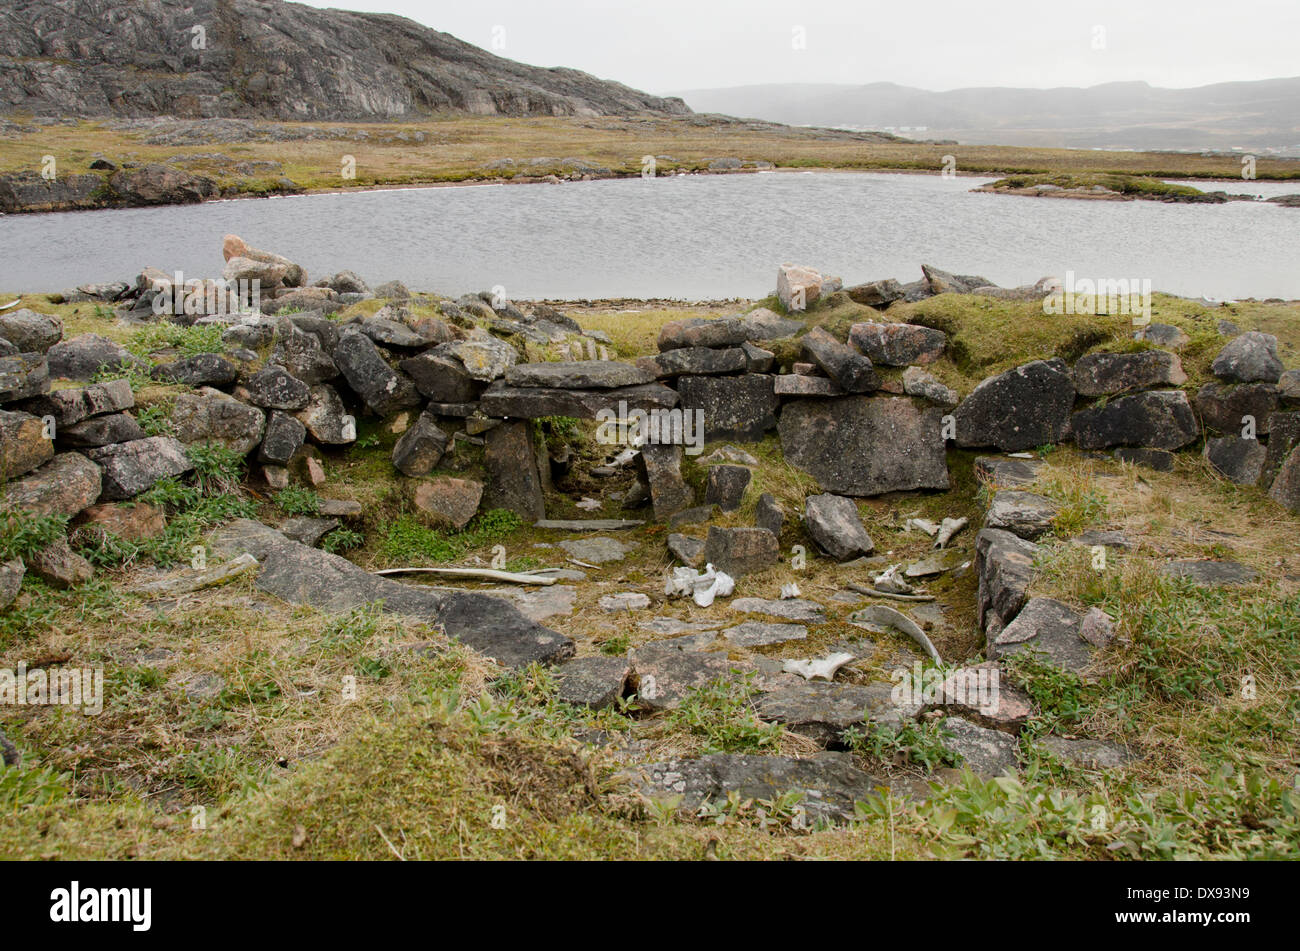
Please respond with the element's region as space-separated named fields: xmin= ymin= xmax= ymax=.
xmin=135 ymin=404 xmax=174 ymax=437
xmin=186 ymin=443 xmax=245 ymax=496
xmin=599 ymin=634 xmax=630 ymax=656
xmin=272 ymin=486 xmax=322 ymax=516
xmin=665 ymin=673 xmax=783 ymax=754
xmin=378 ymin=509 xmax=523 ymax=564
xmin=1004 ymin=650 xmax=1096 ymax=734
xmin=0 ymin=507 xmax=67 ymax=562
xmin=843 ymin=719 xmax=961 ymax=771
xmin=321 ymin=527 xmax=364 ymax=553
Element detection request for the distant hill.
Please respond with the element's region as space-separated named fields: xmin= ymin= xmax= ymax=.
xmin=0 ymin=0 xmax=691 ymax=120
xmin=679 ymin=79 xmax=1300 ymax=152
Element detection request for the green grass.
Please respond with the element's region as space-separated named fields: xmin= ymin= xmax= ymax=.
xmin=377 ymin=509 xmax=523 ymax=565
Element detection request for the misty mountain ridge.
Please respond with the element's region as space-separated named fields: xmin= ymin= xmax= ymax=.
xmin=679 ymin=78 xmax=1300 ymax=153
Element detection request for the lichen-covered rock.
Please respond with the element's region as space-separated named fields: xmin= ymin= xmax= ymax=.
xmin=1195 ymin=382 xmax=1279 ymax=435
xmin=412 ymin=477 xmax=483 ymax=530
xmin=172 ymin=387 xmax=266 ymax=454
xmin=701 ymin=526 xmax=779 ymax=577
xmin=938 ymin=717 xmax=1019 ymax=775
xmin=27 ymin=536 xmax=93 ymax=589
xmin=85 ymin=437 xmax=193 ymax=501
xmin=3 ymin=451 xmax=102 ymax=517
xmin=334 ymin=331 xmax=421 ymax=417
xmin=676 ymin=375 xmax=777 ymax=442
xmin=804 ymin=493 xmax=875 ymax=561
xmin=0 ymin=409 xmax=53 ymax=479
xmin=984 ymin=490 xmax=1059 ymax=540
xmin=1071 ymin=390 xmax=1199 ymax=450
xmin=483 ymin=420 xmax=545 ymax=521
xmin=505 ymin=361 xmax=653 ymax=389
xmin=242 ymin=365 xmax=311 ymax=410
xmin=638 ymin=442 xmax=694 ymax=520
xmin=953 ymin=359 xmax=1074 ymax=452
xmin=151 ymin=352 xmax=239 ymax=387
xmin=0 ymin=353 xmax=50 ymax=402
xmin=391 ymin=411 xmax=448 ymax=477
xmin=19 ymin=378 xmax=133 ymax=426
xmin=57 ymin=412 xmax=146 ymax=448
xmin=258 ymin=411 xmax=307 ymax=466
xmin=780 ymin=396 xmax=949 ymax=496
xmin=1071 ymin=349 xmax=1186 ymax=396
xmin=294 ymin=384 xmax=354 ymax=446
xmin=1203 ymin=436 xmax=1267 ymax=485
xmin=801 ymin=327 xmax=878 ymax=392
xmin=0 ymin=309 xmax=62 ymax=353
xmin=849 ymin=322 xmax=948 ymax=366
xmin=1210 ymin=330 xmax=1282 ymax=383
xmin=975 ymin=528 xmax=1041 ymax=633
xmin=45 ymin=334 xmax=143 ymax=382
xmin=704 ymin=464 xmax=750 ymax=512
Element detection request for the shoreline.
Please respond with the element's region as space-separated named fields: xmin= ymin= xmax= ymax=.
xmin=4 ymin=159 xmax=1298 ymax=218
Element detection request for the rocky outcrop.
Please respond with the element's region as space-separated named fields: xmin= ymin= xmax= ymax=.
xmin=0 ymin=0 xmax=690 ymax=122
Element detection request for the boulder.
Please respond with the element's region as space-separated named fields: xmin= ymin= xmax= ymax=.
xmin=334 ymin=331 xmax=421 ymax=417
xmin=152 ymin=352 xmax=240 ymax=388
xmin=258 ymin=411 xmax=307 ymax=466
xmin=629 ymin=643 xmax=756 ymax=712
xmin=269 ymin=321 xmax=339 ymax=385
xmin=0 ymin=309 xmax=62 ymax=353
xmin=85 ymin=437 xmax=193 ymax=500
xmin=804 ymin=494 xmax=874 ymax=561
xmin=735 ymin=308 xmax=804 ymax=342
xmin=224 ymin=237 xmax=305 ymax=284
xmin=1160 ymin=559 xmax=1259 ymax=587
xmin=1203 ymin=436 xmax=1266 ymax=485
xmin=1210 ymin=331 xmax=1282 ymax=383
xmin=0 ymin=409 xmax=53 ymax=479
xmin=657 ymin=316 xmax=748 ymax=352
xmin=76 ymin=502 xmax=165 ymax=542
xmin=801 ymin=327 xmax=878 ymax=392
xmin=26 ymin=536 xmax=93 ymax=589
xmin=1135 ymin=323 xmax=1189 ymax=350
xmin=922 ymin=264 xmax=991 ymax=295
xmin=704 ymin=464 xmax=750 ymax=512
xmin=399 ymin=351 xmax=488 ymax=403
xmin=172 ymin=388 xmax=266 ymax=454
xmin=479 ymin=381 xmax=678 ymax=420
xmin=0 ymin=353 xmax=50 ymax=402
xmin=1071 ymin=350 xmax=1186 ymax=396
xmin=975 ymin=528 xmax=1041 ymax=633
xmin=938 ymin=717 xmax=1019 ymax=775
xmin=848 ymin=322 xmax=948 ymax=366
xmin=779 ymin=396 xmax=949 ymax=496
xmin=723 ymin=621 xmax=807 ymax=647
xmin=57 ymin=412 xmax=146 ymax=448
xmin=242 ymin=366 xmax=311 ymax=410
xmin=776 ymin=264 xmax=831 ymax=311
xmin=46 ymin=334 xmax=143 ymax=381
xmin=988 ymin=597 xmax=1094 ymax=675
xmin=391 ymin=411 xmax=449 ymax=477
xmin=676 ymin=375 xmax=777 ymax=442
xmin=1195 ymin=382 xmax=1278 ymax=435
xmin=483 ymin=421 xmax=545 ymax=521
xmin=902 ymin=366 xmax=958 ymax=405
xmin=555 ymin=656 xmax=629 ymax=709
xmin=740 ymin=341 xmax=775 ymax=373
xmin=110 ymin=164 xmax=219 ymax=206
xmin=3 ymin=452 xmax=102 ymax=517
xmin=210 ymin=520 xmax=572 ymax=668
xmin=1038 ymin=736 xmax=1136 ymax=770
xmin=953 ymin=359 xmax=1074 ymax=452
xmin=701 ymin=526 xmax=779 ymax=577
xmin=412 ymin=477 xmax=483 ymax=530
xmin=637 ymin=347 xmax=747 ymax=378
xmin=618 ymin=751 xmax=883 ymax=823
xmin=773 ymin=374 xmax=842 ymax=397
xmin=1260 ymin=412 xmax=1300 ymax=488
xmin=1071 ymin=390 xmax=1199 ymax=450
xmin=845 ymin=279 xmax=905 ymax=307
xmin=504 ymin=361 xmax=653 ymax=389
xmin=1279 ymin=369 xmax=1300 ymax=402
xmin=985 ymin=490 xmax=1059 ymax=540
xmin=440 ymin=338 xmax=518 ymax=382
xmin=666 ymin=533 xmax=705 ymax=567
xmin=757 ymin=682 xmax=919 ymax=744
xmin=754 ymin=493 xmax=785 ymax=538
xmin=294 ymin=385 xmax=354 ymax=445
xmin=638 ymin=442 xmax=694 ymax=520
xmin=18 ymin=379 xmax=133 ymax=426
xmin=0 ymin=559 xmax=24 ymax=609
xmin=973 ymin=455 xmax=1044 ymax=488
xmin=280 ymin=517 xmax=340 ymax=548
xmin=1268 ymin=444 xmax=1300 ymax=513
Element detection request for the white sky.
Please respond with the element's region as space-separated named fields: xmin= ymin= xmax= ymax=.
xmin=296 ymin=0 xmax=1300 ymax=93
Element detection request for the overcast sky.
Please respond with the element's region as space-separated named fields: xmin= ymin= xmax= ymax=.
xmin=297 ymin=0 xmax=1299 ymax=94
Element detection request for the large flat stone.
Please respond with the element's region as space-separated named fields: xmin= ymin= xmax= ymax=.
xmin=676 ymin=374 xmax=777 ymax=442
xmin=953 ymin=359 xmax=1074 ymax=452
xmin=479 ymin=381 xmax=678 ymax=419
xmin=1071 ymin=390 xmax=1200 ymax=450
xmin=780 ymin=396 xmax=949 ymax=496
xmin=988 ymin=597 xmax=1094 ymax=675
xmin=504 ymin=361 xmax=653 ymax=389
xmin=209 ymin=519 xmax=572 ymax=668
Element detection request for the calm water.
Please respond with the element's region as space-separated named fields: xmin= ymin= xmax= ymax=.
xmin=2 ymin=171 xmax=1298 ymax=300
